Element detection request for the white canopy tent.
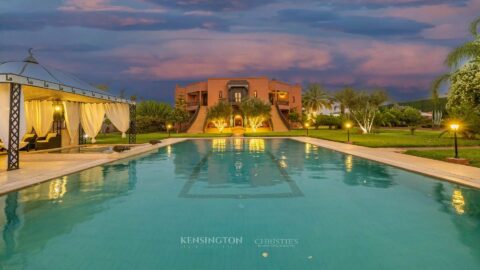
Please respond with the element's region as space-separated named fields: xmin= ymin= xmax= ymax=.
xmin=0 ymin=51 xmax=136 ymax=171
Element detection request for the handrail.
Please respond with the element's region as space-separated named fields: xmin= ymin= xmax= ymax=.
xmin=181 ymin=104 xmax=201 ymax=132
xmin=275 ymin=102 xmax=291 ymax=130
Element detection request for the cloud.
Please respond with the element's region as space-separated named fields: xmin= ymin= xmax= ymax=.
xmin=276 ymin=9 xmax=338 ymax=23
xmin=276 ymin=9 xmax=432 ymax=37
xmin=115 ymin=33 xmax=332 ymax=79
xmin=331 ymin=0 xmax=469 ymax=9
xmin=340 ymin=41 xmax=448 ymax=76
xmin=144 ymin=0 xmax=276 ymax=11
xmin=59 ymin=0 xmax=167 ymax=13
xmin=378 ymin=1 xmax=480 ymax=39
xmin=0 ymin=11 xmax=229 ymax=31
xmin=318 ymin=16 xmax=432 ymax=36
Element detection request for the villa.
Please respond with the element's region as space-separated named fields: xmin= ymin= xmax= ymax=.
xmin=175 ymin=77 xmax=302 ymax=133
xmin=0 ymin=3 xmax=479 ymax=267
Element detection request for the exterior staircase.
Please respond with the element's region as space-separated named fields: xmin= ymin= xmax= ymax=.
xmin=187 ymin=106 xmax=208 ymax=133
xmin=270 ymin=105 xmax=289 ymax=132
xmin=232 ymin=127 xmax=245 ymax=137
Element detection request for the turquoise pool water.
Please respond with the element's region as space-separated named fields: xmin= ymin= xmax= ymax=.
xmin=1 ymin=138 xmax=479 ymax=269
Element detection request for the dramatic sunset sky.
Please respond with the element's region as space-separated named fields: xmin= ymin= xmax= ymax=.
xmin=0 ymin=0 xmax=478 ymax=102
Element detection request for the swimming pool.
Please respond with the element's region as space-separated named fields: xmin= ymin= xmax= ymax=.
xmin=0 ymin=138 xmax=479 ymax=269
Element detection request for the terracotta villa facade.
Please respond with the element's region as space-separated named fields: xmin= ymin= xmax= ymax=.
xmin=175 ymin=77 xmax=301 ymax=133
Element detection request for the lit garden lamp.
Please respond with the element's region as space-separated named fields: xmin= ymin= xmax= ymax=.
xmin=304 ymin=123 xmax=310 ymax=136
xmin=450 ymin=123 xmax=460 ymax=159
xmin=345 ymin=122 xmax=352 ymax=144
xmin=167 ymin=124 xmax=173 ymax=138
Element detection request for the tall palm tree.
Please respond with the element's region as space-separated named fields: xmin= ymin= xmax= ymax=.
xmin=302 ymin=83 xmax=332 ymax=120
xmin=431 ymin=17 xmax=480 ymax=101
xmin=334 ymin=87 xmax=356 ymax=116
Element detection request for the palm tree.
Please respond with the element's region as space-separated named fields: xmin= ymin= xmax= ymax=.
xmin=302 ymin=83 xmax=332 ymax=120
xmin=334 ymin=87 xmax=356 ymax=116
xmin=431 ymin=17 xmax=480 ymax=101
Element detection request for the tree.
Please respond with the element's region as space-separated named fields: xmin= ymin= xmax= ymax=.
xmin=169 ymin=108 xmax=189 ymax=133
xmin=347 ymin=90 xmax=388 ymax=134
xmin=313 ymin=114 xmax=341 ymax=129
xmin=287 ymin=109 xmax=300 ymax=124
xmin=207 ymin=101 xmax=232 ymax=133
xmin=302 ymin=83 xmax=332 ymax=120
xmin=334 ymin=87 xmax=355 ymax=116
xmin=137 ymin=101 xmax=172 ymax=120
xmin=135 ymin=100 xmax=173 ymax=132
xmin=239 ymin=97 xmax=271 ymax=132
xmin=402 ymin=106 xmax=423 ymax=135
xmin=432 ymin=17 xmax=480 ymax=100
xmin=446 ymin=61 xmax=480 ymax=138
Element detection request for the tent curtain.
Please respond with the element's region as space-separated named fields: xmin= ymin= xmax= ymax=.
xmin=24 ymin=102 xmax=33 ymax=134
xmin=105 ymin=103 xmax=130 ymax=138
xmin=25 ymin=100 xmax=54 ymax=138
xmin=80 ymin=103 xmax=105 ymax=143
xmin=0 ymin=84 xmax=27 ymax=150
xmin=63 ymin=101 xmax=80 ymax=143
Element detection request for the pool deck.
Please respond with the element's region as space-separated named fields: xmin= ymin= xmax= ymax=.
xmin=0 ymin=138 xmax=188 ymax=195
xmin=292 ymin=137 xmax=480 ymax=189
xmin=0 ymin=136 xmax=479 ymax=195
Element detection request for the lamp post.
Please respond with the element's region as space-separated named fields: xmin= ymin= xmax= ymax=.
xmin=450 ymin=123 xmax=459 ymax=159
xmin=304 ymin=123 xmax=310 ymax=136
xmin=345 ymin=122 xmax=352 ymax=143
xmin=167 ymin=124 xmax=172 ymax=138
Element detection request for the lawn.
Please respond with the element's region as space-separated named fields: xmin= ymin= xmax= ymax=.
xmin=95 ymin=132 xmax=232 ymax=144
xmin=405 ymin=149 xmax=480 ymax=168
xmin=245 ymin=128 xmax=480 ymax=148
xmin=96 ymin=128 xmax=480 ymax=148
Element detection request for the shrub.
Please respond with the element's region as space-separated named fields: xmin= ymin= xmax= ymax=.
xmin=136 ymin=115 xmax=165 ymax=133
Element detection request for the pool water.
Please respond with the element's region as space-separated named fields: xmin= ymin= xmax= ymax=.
xmin=1 ymin=138 xmax=479 ymax=269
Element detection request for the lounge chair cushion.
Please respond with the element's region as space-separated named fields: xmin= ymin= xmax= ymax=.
xmin=23 ymin=133 xmax=35 ymax=140
xmin=37 ymin=133 xmax=57 ymax=143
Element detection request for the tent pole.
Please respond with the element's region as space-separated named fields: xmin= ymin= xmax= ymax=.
xmin=7 ymin=83 xmax=21 ymax=171
xmin=128 ymin=104 xmax=137 ymax=144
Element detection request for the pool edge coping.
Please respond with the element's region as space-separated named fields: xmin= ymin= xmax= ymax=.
xmin=291 ymin=137 xmax=480 ymax=189
xmin=1 ymin=136 xmax=479 ymax=195
xmin=0 ymin=138 xmax=189 ymax=195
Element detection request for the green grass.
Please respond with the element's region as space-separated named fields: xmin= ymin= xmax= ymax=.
xmin=245 ymin=128 xmax=480 ymax=148
xmin=95 ymin=132 xmax=232 ymax=144
xmin=96 ymin=128 xmax=480 ymax=148
xmin=405 ymin=149 xmax=480 ymax=168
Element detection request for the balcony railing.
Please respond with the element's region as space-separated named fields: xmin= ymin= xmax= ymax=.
xmin=277 ymin=100 xmax=289 ymax=106
xmin=187 ymin=101 xmax=199 ymax=107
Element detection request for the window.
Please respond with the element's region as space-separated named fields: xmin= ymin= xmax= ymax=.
xmin=219 ymin=91 xmax=223 ymax=99
xmin=235 ymin=92 xmax=242 ymax=102
xmin=292 ymin=96 xmax=295 ymax=103
xmin=254 ymin=90 xmax=257 ymax=98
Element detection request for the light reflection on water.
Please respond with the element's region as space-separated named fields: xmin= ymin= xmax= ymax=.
xmin=0 ymin=139 xmax=479 ymax=269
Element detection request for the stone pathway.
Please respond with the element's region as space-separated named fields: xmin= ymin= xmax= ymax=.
xmin=0 ymin=138 xmax=188 ymax=195
xmin=292 ymin=137 xmax=480 ymax=189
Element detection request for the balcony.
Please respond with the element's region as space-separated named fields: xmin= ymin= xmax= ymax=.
xmin=187 ymin=101 xmax=199 ymax=106
xmin=277 ymin=100 xmax=289 ymax=107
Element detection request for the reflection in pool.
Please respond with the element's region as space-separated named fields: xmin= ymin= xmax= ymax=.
xmin=1 ymin=139 xmax=480 ymax=270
